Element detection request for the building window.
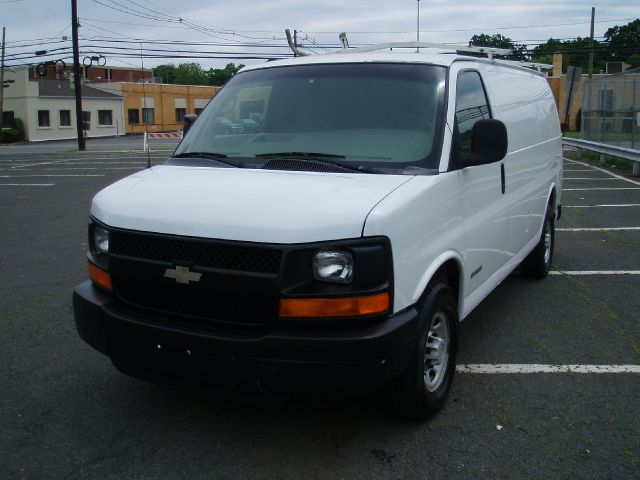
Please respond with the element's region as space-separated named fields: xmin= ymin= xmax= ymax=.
xmin=194 ymin=108 xmax=203 ymax=115
xmin=128 ymin=109 xmax=140 ymax=125
xmin=59 ymin=110 xmax=71 ymax=127
xmin=82 ymin=111 xmax=91 ymax=130
xmin=2 ymin=111 xmax=15 ymax=126
xmin=142 ymin=108 xmax=155 ymax=124
xmin=38 ymin=110 xmax=50 ymax=128
xmin=104 ymin=68 xmax=112 ymax=81
xmin=98 ymin=110 xmax=113 ymax=126
xmin=175 ymin=108 xmax=186 ymax=123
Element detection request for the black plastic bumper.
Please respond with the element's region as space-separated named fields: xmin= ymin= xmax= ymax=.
xmin=73 ymin=281 xmax=420 ymax=395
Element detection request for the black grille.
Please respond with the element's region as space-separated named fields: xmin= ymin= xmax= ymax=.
xmin=110 ymin=231 xmax=282 ymax=274
xmin=262 ymin=159 xmax=359 ymax=174
xmin=113 ymin=277 xmax=276 ymax=327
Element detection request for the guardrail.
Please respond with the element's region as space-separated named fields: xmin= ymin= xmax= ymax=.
xmin=562 ymin=137 xmax=640 ymax=177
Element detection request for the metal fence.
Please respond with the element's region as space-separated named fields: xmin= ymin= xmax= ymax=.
xmin=581 ymin=72 xmax=639 ymax=150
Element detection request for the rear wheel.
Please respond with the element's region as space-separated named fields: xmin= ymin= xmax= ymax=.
xmin=395 ymin=283 xmax=458 ymax=420
xmin=522 ymin=204 xmax=555 ymax=278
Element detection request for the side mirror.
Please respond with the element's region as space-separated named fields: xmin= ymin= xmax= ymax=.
xmin=183 ymin=114 xmax=198 ymax=137
xmin=470 ymin=119 xmax=508 ymax=165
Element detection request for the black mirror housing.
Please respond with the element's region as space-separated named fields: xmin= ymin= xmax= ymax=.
xmin=470 ymin=119 xmax=508 ymax=165
xmin=183 ymin=114 xmax=198 ymax=137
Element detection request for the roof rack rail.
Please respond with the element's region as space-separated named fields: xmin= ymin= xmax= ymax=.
xmin=339 ymin=42 xmax=513 ymax=60
xmin=493 ymin=59 xmax=554 ymax=72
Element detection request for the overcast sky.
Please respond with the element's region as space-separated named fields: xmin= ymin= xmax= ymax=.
xmin=2 ymin=0 xmax=638 ymax=70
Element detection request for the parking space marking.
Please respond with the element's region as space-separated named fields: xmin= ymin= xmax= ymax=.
xmin=557 ymin=227 xmax=640 ymax=231
xmin=549 ymin=270 xmax=640 ymax=275
xmin=564 ymin=204 xmax=640 ymax=208
xmin=0 ymin=174 xmax=104 ymax=178
xmin=565 ymin=158 xmax=640 ymax=186
xmin=0 ymin=183 xmax=54 ymax=186
xmin=457 ymin=364 xmax=640 ymax=374
xmin=563 ymin=177 xmax=620 ymax=181
xmin=564 ymin=187 xmax=640 ymax=191
xmin=564 ymin=169 xmax=596 ymax=172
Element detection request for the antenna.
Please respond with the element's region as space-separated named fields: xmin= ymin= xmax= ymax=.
xmin=416 ymin=0 xmax=420 ymax=53
xmin=141 ymin=43 xmax=151 ymax=169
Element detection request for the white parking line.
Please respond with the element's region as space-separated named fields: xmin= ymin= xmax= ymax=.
xmin=564 ymin=169 xmax=595 ymax=172
xmin=0 ymin=174 xmax=104 ymax=177
xmin=565 ymin=158 xmax=640 ymax=186
xmin=549 ymin=270 xmax=640 ymax=275
xmin=564 ymin=187 xmax=640 ymax=191
xmin=564 ymin=204 xmax=640 ymax=208
xmin=557 ymin=227 xmax=640 ymax=231
xmin=563 ymin=177 xmax=619 ymax=181
xmin=0 ymin=183 xmax=54 ymax=186
xmin=457 ymin=364 xmax=640 ymax=374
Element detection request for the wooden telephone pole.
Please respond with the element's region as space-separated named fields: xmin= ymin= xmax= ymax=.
xmin=71 ymin=0 xmax=85 ymax=150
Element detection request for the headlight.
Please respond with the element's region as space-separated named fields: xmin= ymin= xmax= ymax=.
xmin=313 ymin=250 xmax=353 ymax=284
xmin=94 ymin=226 xmax=110 ymax=254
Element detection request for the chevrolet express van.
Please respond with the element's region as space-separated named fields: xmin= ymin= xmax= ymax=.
xmin=73 ymin=45 xmax=563 ymax=418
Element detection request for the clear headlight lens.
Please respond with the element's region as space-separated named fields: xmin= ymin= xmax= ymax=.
xmin=313 ymin=250 xmax=353 ymax=284
xmin=94 ymin=226 xmax=110 ymax=254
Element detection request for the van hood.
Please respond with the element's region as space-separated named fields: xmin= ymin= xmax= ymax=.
xmin=91 ymin=165 xmax=413 ymax=243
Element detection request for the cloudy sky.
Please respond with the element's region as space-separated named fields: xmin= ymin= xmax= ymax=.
xmin=2 ymin=0 xmax=638 ymax=70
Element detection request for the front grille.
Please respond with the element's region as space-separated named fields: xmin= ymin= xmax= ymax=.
xmin=110 ymin=231 xmax=282 ymax=274
xmin=113 ymin=277 xmax=277 ymax=328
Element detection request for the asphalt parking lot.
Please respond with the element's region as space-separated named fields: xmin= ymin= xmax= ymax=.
xmin=0 ymin=140 xmax=638 ymax=479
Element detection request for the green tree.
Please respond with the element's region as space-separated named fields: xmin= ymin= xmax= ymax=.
xmin=174 ymin=62 xmax=208 ymax=85
xmin=604 ymin=19 xmax=640 ymax=67
xmin=206 ymin=63 xmax=245 ymax=86
xmin=531 ymin=37 xmax=607 ymax=74
xmin=469 ymin=33 xmax=527 ymax=61
xmin=153 ymin=64 xmax=177 ymax=84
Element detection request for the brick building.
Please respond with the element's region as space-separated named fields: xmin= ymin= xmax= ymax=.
xmin=92 ymin=82 xmax=220 ymax=134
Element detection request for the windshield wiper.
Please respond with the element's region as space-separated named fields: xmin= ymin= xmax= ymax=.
xmin=254 ymin=151 xmax=384 ymax=174
xmin=173 ymin=151 xmax=228 ymax=159
xmin=171 ymin=151 xmax=247 ymax=168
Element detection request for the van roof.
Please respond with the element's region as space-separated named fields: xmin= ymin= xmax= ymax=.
xmin=241 ymin=50 xmax=549 ymax=77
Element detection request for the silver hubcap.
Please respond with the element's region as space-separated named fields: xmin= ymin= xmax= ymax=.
xmin=543 ymin=218 xmax=552 ymax=265
xmin=423 ymin=311 xmax=450 ymax=393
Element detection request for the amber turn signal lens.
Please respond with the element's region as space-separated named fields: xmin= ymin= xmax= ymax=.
xmin=279 ymin=292 xmax=390 ymax=318
xmin=88 ymin=261 xmax=112 ymax=292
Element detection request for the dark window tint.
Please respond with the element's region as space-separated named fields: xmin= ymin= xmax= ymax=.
xmin=175 ymin=108 xmax=186 ymax=123
xmin=59 ymin=110 xmax=71 ymax=126
xmin=128 ymin=109 xmax=140 ymax=125
xmin=455 ymin=71 xmax=491 ymax=163
xmin=98 ymin=110 xmax=113 ymax=126
xmin=38 ymin=110 xmax=50 ymax=127
xmin=2 ymin=111 xmax=15 ymax=125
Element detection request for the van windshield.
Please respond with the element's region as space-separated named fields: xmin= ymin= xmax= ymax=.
xmin=174 ymin=63 xmax=447 ymax=173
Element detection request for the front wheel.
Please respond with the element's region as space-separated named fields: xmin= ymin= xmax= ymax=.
xmin=395 ymin=283 xmax=458 ymax=420
xmin=522 ymin=204 xmax=555 ymax=278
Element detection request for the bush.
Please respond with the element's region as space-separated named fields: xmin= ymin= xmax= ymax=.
xmin=12 ymin=118 xmax=25 ymax=140
xmin=1 ymin=129 xmax=21 ymax=143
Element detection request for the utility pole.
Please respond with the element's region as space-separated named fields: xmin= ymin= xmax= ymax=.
xmin=71 ymin=0 xmax=85 ymax=150
xmin=0 ymin=27 xmax=6 ymax=144
xmin=588 ymin=6 xmax=595 ymax=79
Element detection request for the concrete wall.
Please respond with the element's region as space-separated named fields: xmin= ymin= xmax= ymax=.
xmin=23 ymin=96 xmax=123 ymax=141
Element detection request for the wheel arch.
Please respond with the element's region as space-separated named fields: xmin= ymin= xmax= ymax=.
xmin=412 ymin=252 xmax=464 ymax=322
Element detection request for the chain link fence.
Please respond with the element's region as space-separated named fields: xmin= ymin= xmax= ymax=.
xmin=581 ymin=72 xmax=639 ymax=150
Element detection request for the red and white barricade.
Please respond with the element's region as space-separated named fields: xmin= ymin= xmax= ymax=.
xmin=143 ymin=131 xmax=183 ymax=151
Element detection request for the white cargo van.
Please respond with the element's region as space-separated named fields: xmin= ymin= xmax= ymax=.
xmin=73 ymin=44 xmax=562 ymax=418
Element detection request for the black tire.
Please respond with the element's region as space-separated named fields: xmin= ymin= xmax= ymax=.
xmin=522 ymin=204 xmax=555 ymax=279
xmin=395 ymin=283 xmax=458 ymax=420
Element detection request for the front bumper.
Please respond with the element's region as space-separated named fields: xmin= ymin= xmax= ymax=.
xmin=73 ymin=281 xmax=420 ymax=395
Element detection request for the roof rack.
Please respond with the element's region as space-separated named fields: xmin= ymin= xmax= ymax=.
xmin=339 ymin=41 xmax=513 ymax=60
xmin=283 ymin=32 xmax=553 ymax=72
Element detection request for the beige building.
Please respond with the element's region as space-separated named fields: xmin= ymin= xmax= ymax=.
xmin=2 ymin=67 xmax=124 ymax=141
xmin=93 ymin=83 xmax=220 ymax=134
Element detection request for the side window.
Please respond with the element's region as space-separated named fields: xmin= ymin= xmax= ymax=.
xmin=455 ymin=71 xmax=491 ymax=163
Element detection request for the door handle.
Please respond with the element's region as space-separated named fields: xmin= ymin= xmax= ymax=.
xmin=500 ymin=163 xmax=506 ymax=195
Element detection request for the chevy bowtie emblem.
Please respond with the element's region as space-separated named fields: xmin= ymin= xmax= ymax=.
xmin=164 ymin=265 xmax=202 ymax=284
